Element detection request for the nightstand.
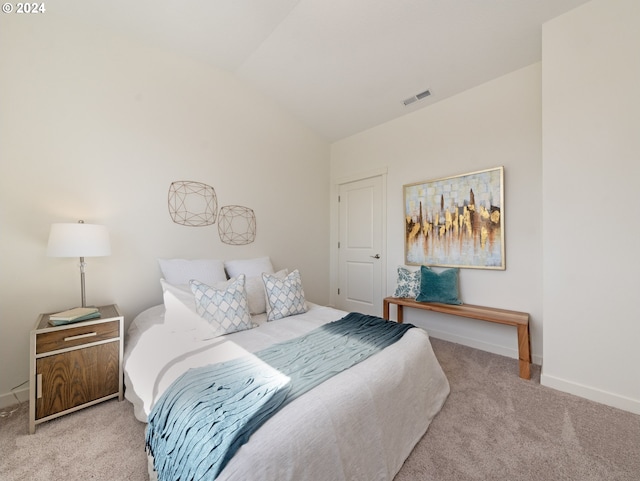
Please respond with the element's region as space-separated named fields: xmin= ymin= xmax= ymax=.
xmin=29 ymin=304 xmax=124 ymax=434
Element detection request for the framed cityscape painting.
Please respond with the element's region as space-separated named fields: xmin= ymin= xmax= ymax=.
xmin=403 ymin=166 xmax=505 ymax=269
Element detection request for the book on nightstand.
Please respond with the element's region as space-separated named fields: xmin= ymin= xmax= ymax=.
xmin=48 ymin=307 xmax=101 ymax=326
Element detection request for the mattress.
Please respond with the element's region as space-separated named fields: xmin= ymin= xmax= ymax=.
xmin=124 ymin=303 xmax=450 ymax=481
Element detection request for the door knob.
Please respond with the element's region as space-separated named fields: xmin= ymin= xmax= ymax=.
xmin=371 ymin=254 xmax=380 ymax=259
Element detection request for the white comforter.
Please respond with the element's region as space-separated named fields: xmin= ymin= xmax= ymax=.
xmin=124 ymin=303 xmax=449 ymax=481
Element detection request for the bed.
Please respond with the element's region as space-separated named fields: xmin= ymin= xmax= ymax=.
xmin=123 ymin=257 xmax=450 ymax=481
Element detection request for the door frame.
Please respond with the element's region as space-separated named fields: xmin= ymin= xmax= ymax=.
xmin=330 ymin=168 xmax=388 ymax=313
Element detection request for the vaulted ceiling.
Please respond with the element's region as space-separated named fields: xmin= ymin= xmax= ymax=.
xmin=55 ymin=0 xmax=590 ymax=141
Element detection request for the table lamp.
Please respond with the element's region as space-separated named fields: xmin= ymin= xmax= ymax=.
xmin=47 ymin=220 xmax=111 ymax=307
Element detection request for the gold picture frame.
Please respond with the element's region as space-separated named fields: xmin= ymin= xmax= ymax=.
xmin=403 ymin=166 xmax=505 ymax=269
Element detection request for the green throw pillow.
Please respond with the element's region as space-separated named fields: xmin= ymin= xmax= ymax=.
xmin=416 ymin=266 xmax=463 ymax=305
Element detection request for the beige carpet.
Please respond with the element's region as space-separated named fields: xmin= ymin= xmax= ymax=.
xmin=1 ymin=338 xmax=639 ymax=481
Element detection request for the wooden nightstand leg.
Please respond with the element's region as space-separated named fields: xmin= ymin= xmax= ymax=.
xmin=383 ymin=299 xmax=390 ymax=320
xmin=397 ymin=305 xmax=404 ymax=324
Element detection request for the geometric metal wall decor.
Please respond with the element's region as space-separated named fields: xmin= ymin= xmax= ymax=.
xmin=168 ymin=181 xmax=218 ymax=227
xmin=217 ymin=205 xmax=256 ymax=245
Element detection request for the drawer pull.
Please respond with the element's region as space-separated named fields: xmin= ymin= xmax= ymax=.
xmin=36 ymin=374 xmax=42 ymax=399
xmin=64 ymin=332 xmax=97 ymax=342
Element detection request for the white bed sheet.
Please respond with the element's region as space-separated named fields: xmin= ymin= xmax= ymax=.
xmin=124 ymin=303 xmax=450 ymax=481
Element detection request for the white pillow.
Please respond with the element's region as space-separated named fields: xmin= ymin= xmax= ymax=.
xmin=224 ymin=257 xmax=277 ymax=315
xmin=244 ymin=268 xmax=289 ymax=315
xmin=224 ymin=256 xmax=274 ymax=278
xmin=262 ymin=269 xmax=308 ymax=321
xmin=160 ymin=279 xmax=218 ymax=340
xmin=158 ymin=258 xmax=226 ymax=286
xmin=190 ymin=276 xmax=252 ymax=337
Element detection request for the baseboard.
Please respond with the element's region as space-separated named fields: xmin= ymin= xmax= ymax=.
xmin=0 ymin=387 xmax=29 ymax=410
xmin=541 ymin=373 xmax=640 ymax=415
xmin=426 ymin=328 xmax=543 ymax=366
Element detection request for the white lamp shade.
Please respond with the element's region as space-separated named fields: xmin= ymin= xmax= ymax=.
xmin=47 ymin=223 xmax=111 ymax=258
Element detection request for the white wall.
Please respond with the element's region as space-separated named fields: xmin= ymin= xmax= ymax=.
xmin=331 ymin=64 xmax=543 ymax=365
xmin=0 ymin=15 xmax=330 ymax=405
xmin=541 ymin=0 xmax=640 ymax=413
xmin=3 ymin=0 xmax=636 ymax=417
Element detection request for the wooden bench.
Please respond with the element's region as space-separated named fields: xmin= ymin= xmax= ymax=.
xmin=383 ymin=297 xmax=531 ymax=380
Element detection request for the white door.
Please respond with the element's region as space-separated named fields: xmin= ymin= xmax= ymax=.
xmin=337 ymin=175 xmax=384 ymax=316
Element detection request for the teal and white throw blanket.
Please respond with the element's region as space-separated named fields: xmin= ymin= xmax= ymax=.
xmin=146 ymin=312 xmax=414 ymax=481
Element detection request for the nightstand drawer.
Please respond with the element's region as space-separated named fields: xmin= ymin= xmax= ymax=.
xmin=36 ymin=320 xmax=120 ymax=354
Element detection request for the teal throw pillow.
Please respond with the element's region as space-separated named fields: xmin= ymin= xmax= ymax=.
xmin=416 ymin=266 xmax=463 ymax=305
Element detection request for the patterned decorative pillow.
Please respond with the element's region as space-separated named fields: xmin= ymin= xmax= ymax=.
xmin=393 ymin=266 xmax=423 ymax=298
xmin=262 ymin=269 xmax=308 ymax=321
xmin=189 ymin=275 xmax=252 ymax=337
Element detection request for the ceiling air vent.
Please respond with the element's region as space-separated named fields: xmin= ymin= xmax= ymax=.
xmin=402 ymin=89 xmax=431 ymax=107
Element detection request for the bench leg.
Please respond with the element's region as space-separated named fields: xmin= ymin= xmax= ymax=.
xmin=517 ymin=323 xmax=531 ymax=380
xmin=383 ymin=300 xmax=403 ymax=323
